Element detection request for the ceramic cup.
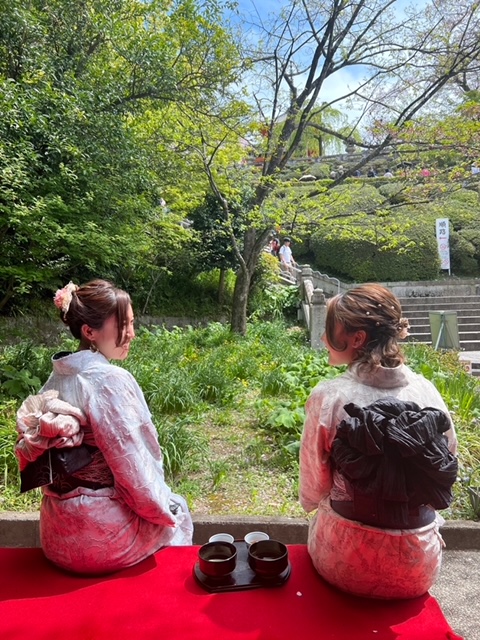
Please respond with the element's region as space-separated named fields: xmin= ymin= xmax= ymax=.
xmin=208 ymin=533 xmax=235 ymax=544
xmin=247 ymin=540 xmax=289 ymax=579
xmin=198 ymin=541 xmax=237 ymax=578
xmin=244 ymin=531 xmax=270 ymax=547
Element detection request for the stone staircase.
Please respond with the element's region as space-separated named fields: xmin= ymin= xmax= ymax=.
xmin=398 ymin=295 xmax=480 ymax=374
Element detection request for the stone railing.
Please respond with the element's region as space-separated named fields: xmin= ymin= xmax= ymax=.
xmin=298 ymin=267 xmax=328 ymax=350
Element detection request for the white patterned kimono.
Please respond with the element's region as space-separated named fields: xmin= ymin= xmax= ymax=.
xmin=299 ymin=363 xmax=457 ymax=599
xmin=25 ymin=350 xmax=193 ymax=574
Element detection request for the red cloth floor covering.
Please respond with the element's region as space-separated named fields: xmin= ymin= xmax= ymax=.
xmin=0 ymin=545 xmax=462 ymax=640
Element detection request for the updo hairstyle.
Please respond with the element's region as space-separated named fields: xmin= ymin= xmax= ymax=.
xmin=325 ymin=283 xmax=409 ymax=370
xmin=60 ymin=279 xmax=131 ymax=347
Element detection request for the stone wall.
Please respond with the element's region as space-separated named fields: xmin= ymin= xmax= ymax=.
xmin=383 ymin=279 xmax=480 ymax=298
xmin=0 ymin=512 xmax=479 ymax=549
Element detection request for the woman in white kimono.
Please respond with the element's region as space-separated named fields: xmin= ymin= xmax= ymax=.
xmin=16 ymin=280 xmax=193 ymax=574
xmin=299 ymin=284 xmax=457 ymax=599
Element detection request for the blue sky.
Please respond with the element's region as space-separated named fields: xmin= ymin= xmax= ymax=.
xmin=234 ymin=0 xmax=427 ymax=20
xmin=227 ymin=0 xmax=371 ymax=122
xmin=226 ymin=0 xmax=432 ymax=128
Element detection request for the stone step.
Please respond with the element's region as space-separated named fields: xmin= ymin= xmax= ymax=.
xmin=400 ymin=302 xmax=480 ymax=312
xmin=398 ymin=295 xmax=480 ymax=304
xmin=407 ymin=315 xmax=480 ymax=332
xmin=399 ymin=295 xmax=480 ymax=305
xmin=407 ymin=336 xmax=480 ymax=351
xmin=408 ymin=322 xmax=480 ymax=333
xmin=403 ymin=309 xmax=480 ymax=319
xmin=405 ymin=313 xmax=480 ymax=329
xmin=408 ymin=328 xmax=480 ymax=339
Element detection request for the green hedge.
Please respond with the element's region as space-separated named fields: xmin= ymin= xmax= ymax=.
xmin=310 ymin=224 xmax=440 ymax=282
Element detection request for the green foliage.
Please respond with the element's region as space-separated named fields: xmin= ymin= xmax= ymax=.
xmin=257 ymin=351 xmax=343 ymax=467
xmin=0 ymin=0 xmax=242 ymax=314
xmin=249 ymin=253 xmax=300 ymax=321
xmin=0 ymin=342 xmax=54 ymax=400
xmin=0 ymin=400 xmax=20 ymax=486
xmin=156 ymin=418 xmax=208 ymax=480
xmin=405 ymin=342 xmax=480 ymax=519
xmin=250 ymin=283 xmax=299 ymax=322
xmin=377 ymin=181 xmax=409 ymax=204
xmin=310 ymin=223 xmax=440 ymax=282
xmin=456 ymin=228 xmax=480 ymax=274
xmin=405 ymin=344 xmax=480 ymax=421
xmin=189 ymin=192 xmax=251 ymax=272
xmin=449 ymin=233 xmax=478 ymax=276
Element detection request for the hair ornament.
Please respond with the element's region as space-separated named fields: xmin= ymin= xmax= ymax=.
xmin=397 ymin=318 xmax=410 ymax=340
xmin=366 ymin=311 xmax=371 ymax=316
xmin=53 ymin=281 xmax=78 ymax=315
xmin=375 ymin=321 xmax=380 ymax=326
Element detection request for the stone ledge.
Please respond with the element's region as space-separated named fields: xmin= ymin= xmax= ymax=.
xmin=1 ymin=512 xmax=479 ymax=549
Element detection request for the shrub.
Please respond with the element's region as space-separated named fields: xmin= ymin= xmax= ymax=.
xmin=377 ymin=181 xmax=409 ymax=204
xmin=458 ymin=228 xmax=480 ymax=274
xmin=310 ymin=223 xmax=440 ymax=282
xmin=450 ymin=232 xmax=478 ymax=276
xmin=0 ymin=342 xmax=53 ymax=401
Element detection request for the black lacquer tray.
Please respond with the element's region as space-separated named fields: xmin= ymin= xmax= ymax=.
xmin=193 ymin=540 xmax=291 ymax=593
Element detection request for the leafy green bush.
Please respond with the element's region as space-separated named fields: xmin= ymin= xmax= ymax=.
xmin=0 ymin=342 xmax=53 ymax=400
xmin=310 ymin=223 xmax=440 ymax=282
xmin=250 ymin=284 xmax=299 ymax=322
xmin=156 ymin=419 xmax=208 ymax=480
xmin=450 ymin=232 xmax=478 ymax=276
xmin=377 ymin=181 xmax=409 ymax=204
xmin=0 ymin=400 xmax=20 ymax=486
xmin=257 ymin=351 xmax=344 ymax=467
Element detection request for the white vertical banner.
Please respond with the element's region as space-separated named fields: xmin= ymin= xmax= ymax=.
xmin=436 ymin=218 xmax=450 ymax=273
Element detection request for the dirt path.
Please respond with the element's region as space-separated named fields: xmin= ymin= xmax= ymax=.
xmin=187 ymin=408 xmax=304 ymax=518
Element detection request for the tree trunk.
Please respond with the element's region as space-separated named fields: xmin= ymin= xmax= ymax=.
xmin=230 ymin=227 xmax=268 ymax=334
xmin=231 ymin=267 xmax=250 ymax=334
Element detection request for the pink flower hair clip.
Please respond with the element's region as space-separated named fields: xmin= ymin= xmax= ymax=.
xmin=53 ymin=282 xmax=78 ymax=315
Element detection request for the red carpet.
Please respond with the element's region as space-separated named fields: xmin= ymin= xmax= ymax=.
xmin=0 ymin=546 xmax=462 ymax=640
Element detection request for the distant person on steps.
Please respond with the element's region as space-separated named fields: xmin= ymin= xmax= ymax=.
xmin=279 ymin=237 xmax=297 ymax=279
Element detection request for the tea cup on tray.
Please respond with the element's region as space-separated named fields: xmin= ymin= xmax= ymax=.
xmin=247 ymin=540 xmax=289 ymax=579
xmin=198 ymin=541 xmax=237 ymax=578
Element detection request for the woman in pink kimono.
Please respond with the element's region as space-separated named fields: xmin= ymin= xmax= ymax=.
xmin=16 ymin=280 xmax=193 ymax=574
xmin=299 ymin=284 xmax=457 ymax=599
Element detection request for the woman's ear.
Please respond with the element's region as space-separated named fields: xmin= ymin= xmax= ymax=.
xmin=81 ymin=324 xmax=95 ymax=342
xmin=352 ymin=330 xmax=367 ymax=349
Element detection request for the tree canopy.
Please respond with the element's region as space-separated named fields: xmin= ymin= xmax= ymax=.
xmin=3 ymin=0 xmax=480 ymax=323
xmin=0 ymin=0 xmax=241 ymax=312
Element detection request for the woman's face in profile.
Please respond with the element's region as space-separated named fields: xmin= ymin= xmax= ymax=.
xmin=93 ymin=304 xmax=136 ymax=361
